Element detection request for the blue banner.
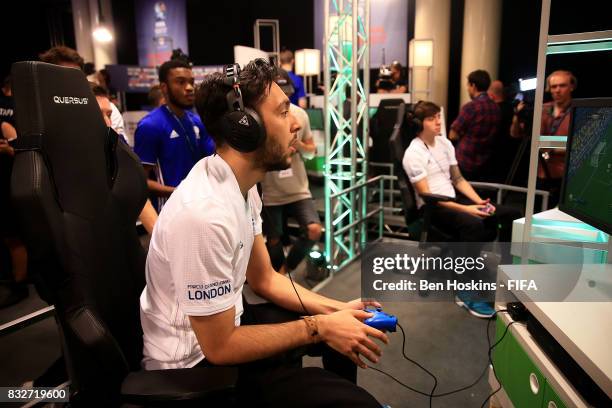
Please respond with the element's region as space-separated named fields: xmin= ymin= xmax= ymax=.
xmin=135 ymin=0 xmax=189 ymax=67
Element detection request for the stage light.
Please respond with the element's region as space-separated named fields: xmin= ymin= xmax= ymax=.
xmin=93 ymin=25 xmax=113 ymax=43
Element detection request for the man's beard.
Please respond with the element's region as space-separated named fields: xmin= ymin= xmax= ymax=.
xmin=167 ymin=91 xmax=193 ymax=110
xmin=255 ymin=137 xmax=292 ymax=172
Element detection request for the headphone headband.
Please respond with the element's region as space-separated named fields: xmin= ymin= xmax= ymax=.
xmin=220 ymin=62 xmax=266 ymax=152
xmin=225 ymin=64 xmax=244 ymax=111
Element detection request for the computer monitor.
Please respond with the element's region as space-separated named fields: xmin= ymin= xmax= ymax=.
xmin=306 ymin=108 xmax=324 ymax=130
xmin=559 ymin=98 xmax=612 ymax=234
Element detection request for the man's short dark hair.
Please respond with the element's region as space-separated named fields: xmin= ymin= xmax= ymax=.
xmin=83 ymin=62 xmax=96 ymax=76
xmin=89 ymin=82 xmax=109 ymax=98
xmin=467 ymin=70 xmax=491 ymax=92
xmin=280 ymin=49 xmax=294 ymax=65
xmin=195 ymin=59 xmax=276 ymax=147
xmin=148 ymin=85 xmax=164 ymax=106
xmin=158 ymin=59 xmax=192 ymax=84
xmin=39 ymin=46 xmax=84 ymax=70
xmin=413 ymin=100 xmax=441 ymax=123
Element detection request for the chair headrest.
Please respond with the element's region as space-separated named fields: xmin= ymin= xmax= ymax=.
xmin=12 ymin=61 xmax=113 ymax=217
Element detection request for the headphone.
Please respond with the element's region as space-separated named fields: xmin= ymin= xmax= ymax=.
xmin=405 ymin=100 xmax=424 ymax=134
xmin=218 ymin=63 xmax=266 ymax=153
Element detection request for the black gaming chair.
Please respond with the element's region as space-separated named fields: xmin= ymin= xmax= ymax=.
xmin=10 ymin=61 xmax=237 ymax=406
xmin=388 ymin=102 xmax=454 ymax=242
xmin=369 ymin=98 xmax=404 ymax=165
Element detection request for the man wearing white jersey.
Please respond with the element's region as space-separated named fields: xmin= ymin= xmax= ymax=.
xmin=402 ymin=101 xmax=521 ymax=318
xmin=140 ymin=59 xmax=386 ymax=407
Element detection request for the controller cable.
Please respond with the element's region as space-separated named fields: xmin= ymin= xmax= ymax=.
xmin=287 ymin=269 xmax=311 ymax=316
xmin=287 ymin=270 xmax=514 ymax=407
xmin=368 ymin=310 xmax=515 ymax=407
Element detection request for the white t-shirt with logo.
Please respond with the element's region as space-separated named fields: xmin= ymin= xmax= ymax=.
xmin=140 ymin=154 xmax=263 ymax=370
xmin=402 ymin=136 xmax=457 ymax=208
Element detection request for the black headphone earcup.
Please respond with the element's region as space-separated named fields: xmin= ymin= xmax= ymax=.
xmin=244 ymin=107 xmax=264 ymax=138
xmin=221 ymin=109 xmax=265 ymax=153
xmin=405 ymin=111 xmax=423 ymax=135
xmin=244 ymin=107 xmax=266 ymax=149
xmin=413 ymin=118 xmax=423 ymax=134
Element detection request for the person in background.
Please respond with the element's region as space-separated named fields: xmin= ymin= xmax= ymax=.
xmin=510 ymin=70 xmax=576 ymax=206
xmin=280 ymin=49 xmax=307 ymax=108
xmin=134 ymin=59 xmax=215 ymax=211
xmin=377 ymin=61 xmax=408 ymax=94
xmin=39 ymin=45 xmax=84 ymax=70
xmin=261 ymin=68 xmax=322 ymax=276
xmin=0 ymin=75 xmax=27 ymax=307
xmin=449 ymin=69 xmax=501 ymax=181
xmin=403 ymin=101 xmax=521 ymax=318
xmin=147 ymin=85 xmax=166 ymax=109
xmin=1 ymin=76 xmax=16 ymax=141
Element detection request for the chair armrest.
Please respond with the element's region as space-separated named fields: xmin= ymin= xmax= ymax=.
xmin=420 ymin=192 xmax=454 ymax=205
xmin=121 ymin=366 xmax=238 ymax=404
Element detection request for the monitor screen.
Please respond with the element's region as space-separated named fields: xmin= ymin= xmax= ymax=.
xmin=559 ymin=98 xmax=612 ymax=234
xmin=306 ymin=108 xmax=324 ymax=131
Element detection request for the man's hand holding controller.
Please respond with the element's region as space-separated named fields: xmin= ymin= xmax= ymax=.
xmin=482 ymin=202 xmax=496 ymax=215
xmin=308 ymin=306 xmax=391 ymax=369
xmin=477 ymin=198 xmax=496 ymax=215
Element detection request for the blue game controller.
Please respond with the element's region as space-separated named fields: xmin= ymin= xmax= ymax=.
xmin=364 ymin=307 xmax=397 ymax=332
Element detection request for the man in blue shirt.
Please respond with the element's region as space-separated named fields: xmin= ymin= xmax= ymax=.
xmin=135 ymin=59 xmax=215 ymax=211
xmin=280 ymin=49 xmax=307 ymax=108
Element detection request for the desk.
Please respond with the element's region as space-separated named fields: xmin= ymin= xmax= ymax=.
xmin=492 ymin=264 xmax=612 ymax=407
xmin=511 ymin=208 xmax=608 ymax=268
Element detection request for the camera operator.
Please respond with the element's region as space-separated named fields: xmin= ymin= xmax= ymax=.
xmin=376 ymin=61 xmax=407 ymax=94
xmin=510 ymin=70 xmax=576 ymax=206
xmin=510 ymin=98 xmax=533 ymax=139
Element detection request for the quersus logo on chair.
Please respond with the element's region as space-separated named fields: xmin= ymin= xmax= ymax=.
xmin=53 ymin=96 xmax=89 ymax=105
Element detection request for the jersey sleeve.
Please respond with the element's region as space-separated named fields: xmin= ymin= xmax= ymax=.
xmin=134 ymin=119 xmax=162 ymax=166
xmin=402 ymin=146 xmax=428 ymax=183
xmin=167 ymin=206 xmax=239 ymax=316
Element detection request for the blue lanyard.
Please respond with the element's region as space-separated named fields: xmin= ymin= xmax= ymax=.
xmin=164 ymin=106 xmax=202 ymax=162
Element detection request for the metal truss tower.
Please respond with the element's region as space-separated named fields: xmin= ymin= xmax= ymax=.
xmin=323 ymin=0 xmax=370 ymax=272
